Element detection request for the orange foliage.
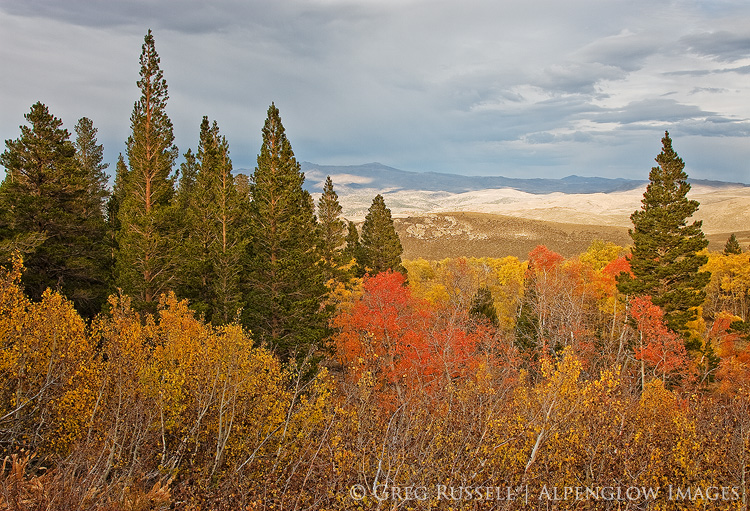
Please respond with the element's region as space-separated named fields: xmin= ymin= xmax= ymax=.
xmin=603 ymin=255 xmax=632 ymax=279
xmin=527 ymin=245 xmax=564 ymax=273
xmin=631 ymin=296 xmax=694 ymax=384
xmin=333 ymin=270 xmax=483 ymax=401
xmin=711 ymin=311 xmax=750 ymax=393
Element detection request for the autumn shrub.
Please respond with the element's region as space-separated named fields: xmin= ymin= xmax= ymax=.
xmin=3 ymin=251 xmax=750 ymax=509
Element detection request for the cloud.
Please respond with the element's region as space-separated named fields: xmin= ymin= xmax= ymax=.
xmin=592 ymin=98 xmax=714 ymax=125
xmin=681 ymin=30 xmax=750 ymax=62
xmin=689 ymin=87 xmax=728 ymax=95
xmin=678 ymin=118 xmax=750 ymax=138
xmin=666 ymin=64 xmax=750 ymax=76
xmin=1 ymin=0 xmax=750 ymax=184
xmin=575 ymin=30 xmax=661 ymax=72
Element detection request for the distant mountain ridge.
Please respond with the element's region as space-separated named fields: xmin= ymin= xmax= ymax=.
xmin=292 ymin=162 xmax=750 ymax=232
xmin=228 ymin=161 xmax=747 ymax=195
xmin=300 ymin=162 xmax=646 ymax=194
xmin=298 ymin=162 xmax=748 ymax=195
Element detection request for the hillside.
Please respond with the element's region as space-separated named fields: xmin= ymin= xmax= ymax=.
xmin=298 ymin=163 xmax=750 ymax=260
xmin=394 ymin=212 xmax=632 ymax=260
xmin=394 ymin=212 xmax=750 ymax=261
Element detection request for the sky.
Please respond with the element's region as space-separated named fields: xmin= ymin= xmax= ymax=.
xmin=1 ymin=0 xmax=750 ymax=184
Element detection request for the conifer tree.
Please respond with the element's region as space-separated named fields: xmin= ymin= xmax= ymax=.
xmin=74 ymin=117 xmax=110 ymax=212
xmin=358 ymin=194 xmax=406 ymax=276
xmin=116 ymin=30 xmax=179 ymax=311
xmin=316 ymin=175 xmax=347 ymax=282
xmin=105 ymin=154 xmax=128 ymax=289
xmin=0 ymin=103 xmax=109 ymax=317
xmin=343 ymin=220 xmax=361 ymax=265
xmin=244 ymin=104 xmax=326 ymax=360
xmin=106 ymin=154 xmax=127 ymax=246
xmin=724 ymin=233 xmax=742 ymax=255
xmin=177 ymin=117 xmax=248 ymax=324
xmin=617 ymin=131 xmax=710 ymax=342
xmin=470 ymin=285 xmax=499 ymax=327
xmin=176 ymin=148 xmax=198 ymax=212
xmin=72 ymin=116 xmax=111 ymax=310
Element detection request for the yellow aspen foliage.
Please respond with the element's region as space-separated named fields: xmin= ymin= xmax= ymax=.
xmin=472 ymin=256 xmax=526 ymax=332
xmin=704 ymin=251 xmax=750 ymax=320
xmin=88 ymin=293 xmax=156 ymax=475
xmin=0 ymin=257 xmax=99 ymax=457
xmin=404 ymin=255 xmax=526 ymax=332
xmin=579 ymin=240 xmax=625 ymax=271
xmin=523 ymin=350 xmax=589 ymax=486
xmin=401 ymin=258 xmax=436 ymax=296
xmin=625 ymin=380 xmax=700 ymax=492
xmin=324 ymin=273 xmax=363 ymax=317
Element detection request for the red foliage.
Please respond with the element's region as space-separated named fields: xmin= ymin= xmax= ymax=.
xmin=527 ymin=245 xmax=564 ymax=274
xmin=333 ymin=270 xmax=483 ymax=400
xmin=710 ymin=312 xmax=750 ymax=392
xmin=631 ymin=296 xmax=693 ymax=383
xmin=603 ymin=256 xmax=632 ymax=280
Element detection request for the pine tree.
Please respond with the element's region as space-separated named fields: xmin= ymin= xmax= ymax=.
xmin=106 ymin=154 xmax=127 ymax=251
xmin=343 ymin=220 xmax=360 ymax=265
xmin=104 ymin=154 xmax=128 ymax=293
xmin=244 ymin=103 xmax=326 ymax=360
xmin=0 ymin=103 xmax=109 ymax=317
xmin=316 ymin=175 xmax=347 ymax=282
xmin=176 ymin=148 xmax=198 ymax=212
xmin=617 ymin=131 xmax=710 ymax=342
xmin=470 ymin=285 xmax=499 ymax=327
xmin=724 ymin=233 xmax=742 ymax=255
xmin=177 ymin=117 xmax=248 ymax=324
xmin=116 ymin=29 xmax=179 ymax=312
xmin=71 ymin=116 xmax=111 ymax=312
xmin=74 ymin=117 xmax=110 ymax=211
xmin=358 ymin=194 xmax=406 ymax=276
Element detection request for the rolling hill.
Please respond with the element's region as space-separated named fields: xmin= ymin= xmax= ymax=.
xmin=298 ymin=162 xmax=750 ymax=259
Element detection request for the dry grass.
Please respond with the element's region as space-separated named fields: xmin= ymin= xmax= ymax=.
xmin=395 ymin=212 xmax=748 ymax=260
xmin=394 ymin=212 xmax=632 ymax=260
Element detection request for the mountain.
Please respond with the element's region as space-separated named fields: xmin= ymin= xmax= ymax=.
xmin=240 ymin=161 xmax=750 ymax=258
xmin=297 ymin=162 xmax=749 ymax=229
xmin=300 ymin=162 xmax=649 ymax=194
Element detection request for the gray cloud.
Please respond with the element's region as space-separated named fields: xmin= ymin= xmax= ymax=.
xmin=678 ymin=118 xmax=750 ymax=138
xmin=681 ymin=30 xmax=750 ymax=62
xmin=666 ymin=64 xmax=750 ymax=76
xmin=689 ymin=87 xmax=728 ymax=95
xmin=1 ymin=0 xmax=749 ymax=184
xmin=592 ymin=98 xmax=714 ymax=125
xmin=575 ymin=30 xmax=661 ymax=72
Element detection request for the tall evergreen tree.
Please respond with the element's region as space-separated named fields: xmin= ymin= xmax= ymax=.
xmin=343 ymin=220 xmax=361 ymax=265
xmin=0 ymin=103 xmax=109 ymax=317
xmin=358 ymin=194 xmax=406 ymax=276
xmin=617 ymin=131 xmax=710 ymax=342
xmin=176 ymin=148 xmax=198 ymax=212
xmin=177 ymin=117 xmax=248 ymax=324
xmin=116 ymin=29 xmax=179 ymax=311
xmin=470 ymin=285 xmax=499 ymax=327
xmin=724 ymin=233 xmax=742 ymax=255
xmin=74 ymin=117 xmax=111 ymax=298
xmin=316 ymin=175 xmax=347 ymax=282
xmin=74 ymin=117 xmax=110 ymax=211
xmin=105 ymin=154 xmax=127 ymax=287
xmin=244 ymin=104 xmax=326 ymax=360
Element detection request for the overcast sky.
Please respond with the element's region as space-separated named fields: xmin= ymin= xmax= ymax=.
xmin=1 ymin=0 xmax=750 ymax=184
